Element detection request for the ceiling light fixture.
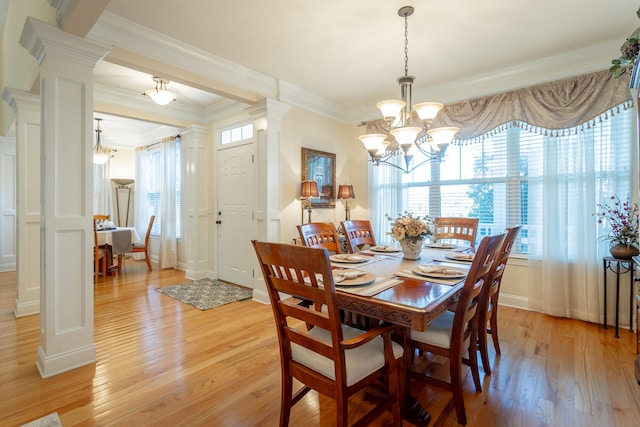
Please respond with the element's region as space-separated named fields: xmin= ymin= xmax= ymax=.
xmin=359 ymin=6 xmax=460 ymax=174
xmin=93 ymin=118 xmax=112 ymax=164
xmin=143 ymin=76 xmax=176 ymax=106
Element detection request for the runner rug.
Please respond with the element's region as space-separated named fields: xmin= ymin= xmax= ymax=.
xmin=157 ymin=278 xmax=252 ymax=310
xmin=20 ymin=413 xmax=62 ymax=427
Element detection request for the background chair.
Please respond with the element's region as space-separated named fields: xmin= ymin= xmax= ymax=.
xmin=130 ymin=215 xmax=155 ymax=271
xmin=433 ymin=217 xmax=479 ymax=247
xmin=94 ymin=214 xmax=110 ymax=221
xmin=477 ymin=225 xmax=522 ymax=375
xmin=252 ymin=240 xmax=403 ymax=427
xmin=93 ymin=219 xmax=107 ymax=282
xmin=409 ymin=233 xmax=506 ymax=425
xmin=340 ymin=220 xmax=376 ymax=253
xmin=297 ymin=222 xmax=343 ymax=254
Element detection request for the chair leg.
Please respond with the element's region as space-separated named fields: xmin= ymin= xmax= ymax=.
xmin=450 ymin=350 xmax=467 ymax=425
xmin=144 ymin=249 xmax=152 ymax=271
xmin=117 ymin=254 xmax=123 ymax=273
xmin=478 ymin=319 xmax=492 ymax=375
xmin=468 ymin=333 xmax=482 ymax=393
xmin=280 ymin=372 xmax=292 ymax=427
xmin=490 ymin=305 xmax=501 ymax=355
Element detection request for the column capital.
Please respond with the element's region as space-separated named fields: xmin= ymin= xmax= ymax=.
xmin=19 ymin=17 xmax=111 ymax=66
xmin=2 ymin=88 xmax=40 ymax=114
xmin=245 ymin=98 xmax=291 ymax=128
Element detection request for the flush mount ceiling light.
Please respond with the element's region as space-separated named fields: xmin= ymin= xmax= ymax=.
xmin=93 ymin=118 xmax=113 ymax=165
xmin=142 ymin=76 xmax=176 ymax=106
xmin=359 ymin=6 xmax=460 ymax=174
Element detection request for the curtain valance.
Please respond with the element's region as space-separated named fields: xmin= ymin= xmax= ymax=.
xmin=432 ymin=69 xmax=632 ymax=140
xmin=366 ymin=70 xmax=633 ymax=142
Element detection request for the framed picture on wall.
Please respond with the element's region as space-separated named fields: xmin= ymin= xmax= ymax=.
xmin=301 ymin=147 xmax=336 ymax=208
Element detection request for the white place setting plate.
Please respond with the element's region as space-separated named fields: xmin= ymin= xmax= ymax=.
xmin=369 ymin=245 xmax=402 ymax=253
xmin=445 ymin=252 xmax=475 ymax=262
xmin=411 ymin=264 xmax=467 ymax=279
xmin=329 ymin=254 xmax=370 ymax=264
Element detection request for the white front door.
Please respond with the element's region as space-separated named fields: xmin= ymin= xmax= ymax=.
xmin=217 ymin=142 xmax=255 ymax=287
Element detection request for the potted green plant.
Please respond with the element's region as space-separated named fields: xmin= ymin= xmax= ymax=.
xmin=595 ymin=194 xmax=640 ymax=259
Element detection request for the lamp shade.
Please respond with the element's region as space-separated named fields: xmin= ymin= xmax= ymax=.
xmin=300 ymin=180 xmax=319 ymax=199
xmin=427 ymin=126 xmax=459 ymax=148
xmin=414 ymin=102 xmax=443 ymax=121
xmin=338 ymin=185 xmax=355 ymax=200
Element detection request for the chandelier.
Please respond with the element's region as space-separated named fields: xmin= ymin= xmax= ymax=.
xmin=143 ymin=76 xmax=176 ymax=105
xmin=359 ymin=6 xmax=459 ymax=174
xmin=93 ymin=118 xmax=112 ymax=164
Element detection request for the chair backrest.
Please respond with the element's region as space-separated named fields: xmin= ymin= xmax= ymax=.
xmin=433 ymin=217 xmax=479 ymax=246
xmin=252 ymin=240 xmax=346 ymax=378
xmin=340 ymin=220 xmax=376 ymax=253
xmin=143 ymin=215 xmax=155 ymax=247
xmin=452 ymin=233 xmax=506 ymax=347
xmin=485 ymin=225 xmax=522 ymax=307
xmin=297 ymin=222 xmax=343 ymax=254
xmin=94 ymin=214 xmax=110 ymax=221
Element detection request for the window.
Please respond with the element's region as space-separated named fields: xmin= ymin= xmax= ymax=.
xmin=144 ymin=138 xmax=182 ymax=238
xmin=221 ymin=123 xmax=253 ymax=145
xmin=371 ymin=105 xmax=634 ymax=256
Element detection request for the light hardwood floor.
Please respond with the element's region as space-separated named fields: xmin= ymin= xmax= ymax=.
xmin=1 ymin=259 xmax=640 ymax=426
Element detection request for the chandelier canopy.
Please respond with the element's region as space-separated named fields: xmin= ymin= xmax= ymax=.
xmin=143 ymin=77 xmax=176 ymax=106
xmin=93 ymin=118 xmax=112 ymax=165
xmin=359 ymin=6 xmax=459 ymax=174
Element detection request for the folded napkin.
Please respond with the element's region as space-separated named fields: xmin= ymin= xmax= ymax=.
xmin=452 ymin=253 xmax=474 ymax=260
xmin=415 ymin=265 xmax=463 ymax=276
xmin=395 ymin=270 xmax=463 ymax=285
xmin=333 ymin=254 xmax=368 ymax=262
xmin=333 ymin=270 xmax=367 ymax=283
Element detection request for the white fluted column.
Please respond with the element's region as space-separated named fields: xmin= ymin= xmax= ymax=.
xmin=20 ymin=17 xmax=111 ymax=378
xmin=1 ymin=88 xmax=41 ymax=317
xmin=180 ymin=125 xmax=212 ymax=279
xmin=245 ymin=98 xmax=291 ymax=303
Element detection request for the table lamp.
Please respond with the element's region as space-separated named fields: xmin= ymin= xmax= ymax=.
xmin=300 ymin=180 xmax=319 ymax=223
xmin=338 ymin=184 xmax=355 ymax=220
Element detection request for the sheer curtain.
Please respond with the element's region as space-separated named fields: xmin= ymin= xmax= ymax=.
xmin=159 ymin=138 xmax=177 ymax=269
xmin=93 ymin=162 xmax=114 ymax=219
xmin=527 ymin=111 xmax=637 ymax=322
xmin=133 ymin=147 xmax=148 ymax=257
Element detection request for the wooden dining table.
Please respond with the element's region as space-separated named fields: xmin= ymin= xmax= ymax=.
xmin=331 ymin=244 xmax=474 ymax=426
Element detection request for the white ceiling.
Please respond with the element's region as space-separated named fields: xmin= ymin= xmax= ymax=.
xmin=87 ymin=0 xmax=640 ymax=147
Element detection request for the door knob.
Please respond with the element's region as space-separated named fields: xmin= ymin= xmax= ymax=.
xmin=216 ymin=220 xmax=222 ymax=224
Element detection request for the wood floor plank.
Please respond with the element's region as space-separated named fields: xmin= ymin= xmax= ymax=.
xmin=2 ymin=261 xmax=640 ymax=426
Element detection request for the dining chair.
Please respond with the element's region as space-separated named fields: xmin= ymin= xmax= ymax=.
xmin=476 ymin=225 xmax=522 ymax=375
xmin=297 ymin=222 xmax=343 ymax=254
xmin=408 ymin=232 xmax=506 ymax=425
xmin=433 ymin=217 xmax=479 ymax=247
xmin=93 ymin=219 xmax=107 ymax=282
xmin=130 ymin=215 xmax=155 ymax=271
xmin=93 ymin=214 xmax=110 ymax=221
xmin=252 ymin=240 xmax=404 ymax=427
xmin=340 ymin=220 xmax=376 ymax=253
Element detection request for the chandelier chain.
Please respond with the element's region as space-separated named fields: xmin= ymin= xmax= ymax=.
xmin=404 ymin=13 xmax=409 ymax=77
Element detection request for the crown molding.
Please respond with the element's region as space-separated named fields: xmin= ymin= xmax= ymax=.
xmin=87 ymin=11 xmax=351 ymax=123
xmin=88 ymin=12 xmax=275 ymax=100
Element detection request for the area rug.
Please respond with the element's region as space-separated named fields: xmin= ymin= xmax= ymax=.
xmin=20 ymin=413 xmax=62 ymax=427
xmin=157 ymin=278 xmax=252 ymax=310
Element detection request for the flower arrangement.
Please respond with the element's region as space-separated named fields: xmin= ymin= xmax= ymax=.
xmin=386 ymin=211 xmax=432 ymax=243
xmin=595 ymin=194 xmax=639 ymax=247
